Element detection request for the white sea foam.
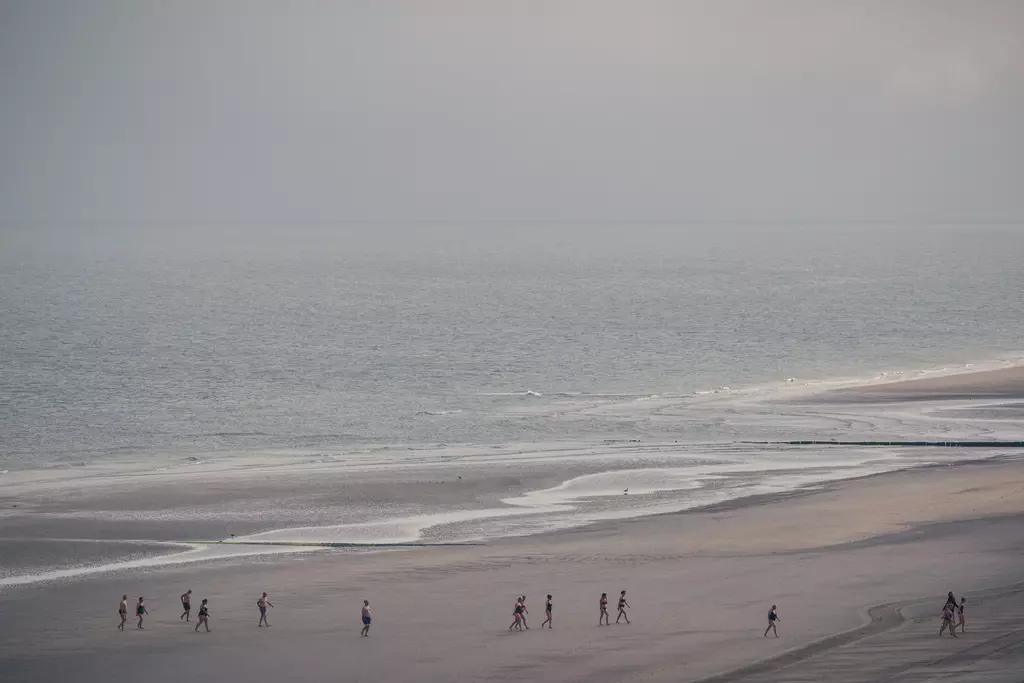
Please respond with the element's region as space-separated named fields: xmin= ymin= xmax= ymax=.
xmin=0 ymin=543 xmax=319 ymax=588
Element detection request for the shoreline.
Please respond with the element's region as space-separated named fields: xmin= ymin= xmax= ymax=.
xmin=4 ymin=449 xmax=1019 ymax=588
xmin=4 ymin=359 xmax=1024 ymax=586
xmin=3 ymin=355 xmax=1022 ymax=478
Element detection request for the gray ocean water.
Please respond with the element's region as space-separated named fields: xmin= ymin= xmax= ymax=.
xmin=2 ymin=224 xmax=1023 ymax=469
xmin=2 ymin=224 xmax=1024 ymax=582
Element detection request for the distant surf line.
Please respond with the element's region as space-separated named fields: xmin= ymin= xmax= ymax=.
xmin=186 ymin=540 xmax=484 ymax=548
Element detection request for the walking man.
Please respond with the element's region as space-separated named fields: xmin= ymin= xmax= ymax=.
xmin=764 ymin=605 xmax=780 ymax=637
xmin=118 ymin=595 xmax=128 ymax=631
xmin=180 ymin=589 xmax=192 ymax=621
xmin=361 ymin=600 xmax=372 ymax=637
xmin=257 ymin=592 xmax=274 ymax=627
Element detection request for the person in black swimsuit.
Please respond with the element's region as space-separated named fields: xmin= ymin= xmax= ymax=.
xmin=136 ymin=597 xmax=148 ymax=630
xmin=509 ymin=597 xmax=524 ymax=631
xmin=616 ymin=590 xmax=631 ymax=624
xmin=599 ymin=593 xmax=610 ymax=626
xmin=194 ymin=599 xmax=210 ymax=632
xmin=541 ymin=594 xmax=553 ymax=629
xmin=519 ymin=595 xmax=529 ymax=630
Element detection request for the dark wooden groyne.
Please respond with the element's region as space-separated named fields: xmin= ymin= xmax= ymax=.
xmin=744 ymin=440 xmax=1024 ymax=447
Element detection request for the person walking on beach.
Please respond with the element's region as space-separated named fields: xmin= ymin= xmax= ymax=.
xmin=519 ymin=595 xmax=530 ymax=630
xmin=180 ymin=589 xmax=192 ymax=621
xmin=541 ymin=594 xmax=553 ymax=629
xmin=764 ymin=605 xmax=780 ymax=637
xmin=957 ymin=597 xmax=967 ymax=633
xmin=118 ymin=595 xmax=128 ymax=631
xmin=616 ymin=590 xmax=631 ymax=624
xmin=257 ymin=592 xmax=274 ymax=627
xmin=509 ymin=597 xmax=524 ymax=631
xmin=944 ymin=591 xmax=958 ymax=610
xmin=940 ymin=602 xmax=958 ymax=637
xmin=599 ymin=593 xmax=610 ymax=626
xmin=194 ymin=599 xmax=210 ymax=632
xmin=136 ymin=597 xmax=148 ymax=629
xmin=361 ymin=600 xmax=372 ymax=637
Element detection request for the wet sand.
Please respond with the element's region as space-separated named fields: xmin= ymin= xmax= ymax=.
xmin=2 ymin=456 xmax=1023 ymax=683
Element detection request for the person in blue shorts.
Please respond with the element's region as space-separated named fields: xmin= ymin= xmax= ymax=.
xmin=361 ymin=600 xmax=372 ymax=637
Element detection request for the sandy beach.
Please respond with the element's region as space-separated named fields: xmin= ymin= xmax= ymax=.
xmin=818 ymin=365 xmax=1024 ymax=403
xmin=2 ymin=454 xmax=1023 ymax=682
xmin=2 ymin=366 xmax=1023 ymax=682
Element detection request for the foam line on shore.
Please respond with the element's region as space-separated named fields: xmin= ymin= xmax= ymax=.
xmin=0 ymin=542 xmax=319 ymax=588
xmin=184 ymin=540 xmax=484 ymax=548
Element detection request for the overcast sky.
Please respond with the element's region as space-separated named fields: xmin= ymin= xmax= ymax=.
xmin=1 ymin=0 xmax=1022 ymax=227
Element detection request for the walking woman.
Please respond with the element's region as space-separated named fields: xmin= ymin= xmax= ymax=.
xmin=136 ymin=597 xmax=148 ymax=630
xmin=616 ymin=590 xmax=631 ymax=624
xmin=541 ymin=595 xmax=553 ymax=629
xmin=509 ymin=597 xmax=524 ymax=631
xmin=940 ymin=602 xmax=958 ymax=637
xmin=195 ymin=599 xmax=210 ymax=632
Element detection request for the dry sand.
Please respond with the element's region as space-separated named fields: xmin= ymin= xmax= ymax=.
xmin=820 ymin=365 xmax=1024 ymax=403
xmin=2 ymin=455 xmax=1023 ymax=683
